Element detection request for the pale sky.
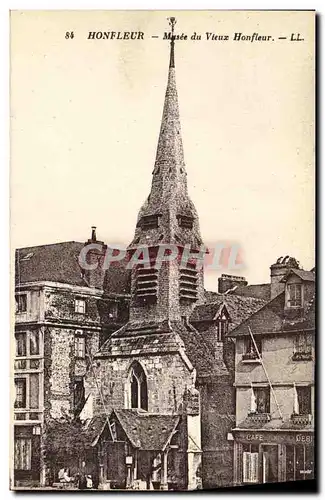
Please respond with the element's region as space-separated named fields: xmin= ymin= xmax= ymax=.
xmin=10 ymin=10 xmax=315 ymax=291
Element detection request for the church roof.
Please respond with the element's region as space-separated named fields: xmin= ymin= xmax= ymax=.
xmin=96 ymin=318 xmax=227 ymax=378
xmin=112 ymin=409 xmax=180 ymax=451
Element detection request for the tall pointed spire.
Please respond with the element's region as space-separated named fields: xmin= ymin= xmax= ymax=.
xmin=152 ymin=16 xmax=186 ymax=185
xmin=128 ymin=16 xmax=205 ymax=322
xmin=130 ymin=17 xmax=203 ymax=250
xmin=169 ymin=17 xmax=176 ymax=69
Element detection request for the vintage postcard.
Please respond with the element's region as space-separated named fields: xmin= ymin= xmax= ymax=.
xmin=10 ymin=10 xmax=315 ymax=490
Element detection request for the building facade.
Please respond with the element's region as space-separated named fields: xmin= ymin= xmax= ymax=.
xmin=228 ymin=261 xmax=315 ymax=485
xmin=13 ymin=238 xmax=130 ymax=486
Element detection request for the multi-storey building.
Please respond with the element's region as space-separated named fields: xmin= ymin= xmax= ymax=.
xmin=228 ymin=258 xmax=315 ymax=485
xmin=13 ymin=235 xmax=130 ymax=486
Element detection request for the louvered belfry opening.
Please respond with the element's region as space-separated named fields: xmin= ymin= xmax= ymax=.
xmin=179 ymin=261 xmax=198 ymax=302
xmin=135 ymin=267 xmax=158 ymax=305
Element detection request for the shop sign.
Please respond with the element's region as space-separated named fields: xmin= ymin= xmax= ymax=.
xmin=235 ymin=431 xmax=314 ymax=445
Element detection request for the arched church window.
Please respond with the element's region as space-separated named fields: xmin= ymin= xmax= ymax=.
xmin=128 ymin=362 xmax=148 ymax=411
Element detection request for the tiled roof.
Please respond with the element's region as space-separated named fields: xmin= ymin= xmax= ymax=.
xmin=15 ymin=241 xmax=131 ymax=294
xmin=97 ymin=319 xmax=226 ymax=378
xmin=228 ymin=284 xmax=271 ymax=301
xmin=113 ymin=409 xmax=180 ymax=450
xmin=280 ymin=269 xmax=315 ymax=283
xmin=82 ymin=415 xmax=109 ymax=446
xmin=192 ymin=294 xmax=266 ymax=332
xmin=15 ymin=242 xmax=86 ymax=287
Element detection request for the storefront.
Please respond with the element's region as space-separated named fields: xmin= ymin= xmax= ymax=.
xmin=14 ymin=424 xmax=42 ymax=486
xmin=233 ymin=430 xmax=314 ymax=485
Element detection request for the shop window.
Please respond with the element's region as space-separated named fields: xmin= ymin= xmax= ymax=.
xmin=287 ymin=283 xmax=303 ymax=308
xmin=243 ymin=337 xmax=262 ymax=361
xmin=74 ymin=334 xmax=86 ymax=358
xmin=75 ymin=298 xmax=86 ymax=314
xmin=14 ymin=379 xmax=27 ymax=409
xmin=15 ymin=294 xmax=27 ymax=313
xmin=293 ymin=334 xmax=312 ymax=361
xmin=14 ymin=438 xmax=32 ymax=470
xmin=128 ymin=362 xmax=148 ymax=411
xmin=16 ymin=333 xmax=27 ymax=357
xmin=242 ymin=444 xmax=259 ymax=483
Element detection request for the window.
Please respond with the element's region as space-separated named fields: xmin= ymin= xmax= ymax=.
xmin=251 ymin=387 xmax=270 ymax=414
xmin=75 ymin=298 xmax=86 ymax=314
xmin=139 ymin=215 xmax=159 ymax=230
xmin=296 ymin=386 xmax=312 ymax=415
xmin=14 ymin=379 xmax=27 ymax=408
xmin=243 ymin=337 xmax=262 ymax=361
xmin=75 ymin=335 xmax=86 ymax=358
xmin=73 ymin=378 xmax=85 ymax=416
xmin=16 ymin=333 xmax=27 ymax=357
xmin=177 ymin=215 xmax=194 ymax=230
xmin=217 ymin=318 xmax=228 ymax=342
xmin=287 ymin=284 xmax=303 ymax=308
xmin=293 ymin=334 xmax=312 ymax=361
xmin=128 ymin=362 xmax=148 ymax=411
xmin=286 ymin=444 xmax=314 ymax=481
xmin=14 ymin=438 xmax=32 ymax=470
xmin=109 ymin=302 xmax=119 ymax=319
xmin=242 ymin=444 xmax=259 ymax=483
xmin=15 ymin=294 xmax=27 ymax=313
xmin=29 ymin=331 xmax=39 ymax=355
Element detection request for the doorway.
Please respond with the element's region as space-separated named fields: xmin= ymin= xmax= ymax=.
xmin=261 ymin=444 xmax=279 ymax=483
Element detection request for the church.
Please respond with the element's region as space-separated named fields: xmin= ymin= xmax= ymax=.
xmin=76 ymin=18 xmax=264 ymax=490
xmin=13 ymin=18 xmax=314 ymax=491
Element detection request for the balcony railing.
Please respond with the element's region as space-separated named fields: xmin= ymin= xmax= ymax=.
xmin=292 ymin=352 xmax=312 ymax=362
xmin=248 ymin=412 xmax=271 ymax=424
xmin=291 ymin=413 xmax=312 ymax=425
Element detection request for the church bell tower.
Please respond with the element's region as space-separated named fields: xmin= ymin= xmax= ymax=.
xmin=128 ymin=17 xmax=206 ymax=325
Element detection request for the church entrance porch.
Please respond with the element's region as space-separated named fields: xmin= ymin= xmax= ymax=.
xmin=92 ymin=409 xmax=189 ymax=490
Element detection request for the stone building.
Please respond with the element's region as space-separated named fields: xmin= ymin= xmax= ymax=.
xmin=228 ymin=260 xmax=315 ymax=485
xmin=77 ymin=25 xmax=266 ymax=491
xmin=13 ymin=235 xmax=130 ymax=486
xmin=12 ymin=19 xmax=315 ymax=492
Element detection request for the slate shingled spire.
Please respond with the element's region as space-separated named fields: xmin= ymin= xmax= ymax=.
xmin=130 ymin=17 xmax=203 ymax=251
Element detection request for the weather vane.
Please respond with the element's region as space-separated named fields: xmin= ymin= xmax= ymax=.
xmin=168 ymin=16 xmax=177 ymax=37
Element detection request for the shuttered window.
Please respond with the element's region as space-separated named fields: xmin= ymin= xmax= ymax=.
xmin=14 ymin=438 xmax=32 ymax=470
xmin=243 ymin=452 xmax=259 ymax=483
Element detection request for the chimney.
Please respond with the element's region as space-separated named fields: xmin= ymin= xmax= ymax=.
xmin=270 ymin=256 xmax=300 ymax=299
xmin=218 ymin=274 xmax=248 ymax=294
xmin=82 ymin=227 xmax=107 ymax=289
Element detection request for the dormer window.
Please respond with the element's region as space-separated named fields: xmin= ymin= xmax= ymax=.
xmin=139 ymin=215 xmax=159 ymax=230
xmin=177 ymin=215 xmax=193 ymax=230
xmin=287 ymin=283 xmax=303 ymax=308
